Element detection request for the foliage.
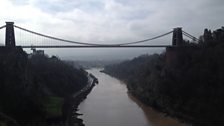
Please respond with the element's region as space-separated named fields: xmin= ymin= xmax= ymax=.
xmin=104 ymin=27 xmax=224 ymax=126
xmin=29 ymin=54 xmax=88 ymax=97
xmin=43 ymin=96 xmax=63 ymax=118
xmin=0 ymin=48 xmax=88 ymax=125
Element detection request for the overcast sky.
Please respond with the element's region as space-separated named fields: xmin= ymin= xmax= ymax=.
xmin=0 ymin=0 xmax=224 ymax=60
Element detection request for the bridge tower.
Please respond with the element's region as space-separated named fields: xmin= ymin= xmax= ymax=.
xmin=172 ymin=27 xmax=183 ymax=46
xmin=5 ymin=22 xmax=16 ymax=47
xmin=166 ymin=27 xmax=184 ymax=66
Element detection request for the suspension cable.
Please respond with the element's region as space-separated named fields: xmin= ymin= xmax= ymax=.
xmin=14 ymin=25 xmax=173 ymax=46
xmin=119 ymin=31 xmax=173 ymax=45
xmin=183 ymin=32 xmax=195 ymax=39
xmin=0 ymin=25 xmax=6 ymax=30
xmin=183 ymin=31 xmax=196 ymax=39
xmin=14 ymin=25 xmax=102 ymax=46
xmin=182 ymin=31 xmax=199 ymax=41
xmin=183 ymin=33 xmax=199 ymax=42
xmin=182 ymin=31 xmax=196 ymax=38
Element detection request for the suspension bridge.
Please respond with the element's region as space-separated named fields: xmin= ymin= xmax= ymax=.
xmin=0 ymin=22 xmax=198 ymax=48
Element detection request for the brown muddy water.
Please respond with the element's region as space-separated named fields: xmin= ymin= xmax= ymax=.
xmin=77 ymin=68 xmax=190 ymax=126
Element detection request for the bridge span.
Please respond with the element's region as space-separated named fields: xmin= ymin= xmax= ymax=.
xmin=0 ymin=22 xmax=198 ymax=49
xmin=20 ymin=45 xmax=172 ymax=48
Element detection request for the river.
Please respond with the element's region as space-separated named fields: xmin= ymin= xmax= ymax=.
xmin=77 ymin=68 xmax=189 ymax=126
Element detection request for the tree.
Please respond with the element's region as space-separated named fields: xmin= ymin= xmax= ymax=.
xmin=203 ymin=28 xmax=213 ymax=43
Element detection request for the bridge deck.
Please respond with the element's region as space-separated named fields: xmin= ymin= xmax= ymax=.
xmin=19 ymin=45 xmax=171 ymax=48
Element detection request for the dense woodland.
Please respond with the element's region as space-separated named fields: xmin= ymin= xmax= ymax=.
xmin=0 ymin=48 xmax=88 ymax=125
xmin=104 ymin=27 xmax=224 ymax=126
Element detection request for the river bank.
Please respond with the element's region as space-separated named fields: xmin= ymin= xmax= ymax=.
xmin=78 ymin=69 xmax=188 ymax=126
xmin=127 ymin=93 xmax=189 ymax=126
xmin=63 ymin=73 xmax=98 ymax=126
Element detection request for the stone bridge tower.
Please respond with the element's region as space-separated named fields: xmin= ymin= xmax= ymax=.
xmin=172 ymin=27 xmax=183 ymax=46
xmin=5 ymin=22 xmax=16 ymax=47
xmin=166 ymin=27 xmax=184 ymax=66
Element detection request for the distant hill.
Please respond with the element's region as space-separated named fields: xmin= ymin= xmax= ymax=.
xmin=65 ymin=60 xmax=124 ymax=69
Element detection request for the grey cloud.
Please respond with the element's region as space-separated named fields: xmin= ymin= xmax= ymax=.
xmin=3 ymin=0 xmax=224 ymax=60
xmin=31 ymin=0 xmax=77 ymax=13
xmin=27 ymin=0 xmax=224 ymax=41
xmin=9 ymin=0 xmax=29 ymax=6
xmin=31 ymin=0 xmax=105 ymax=14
